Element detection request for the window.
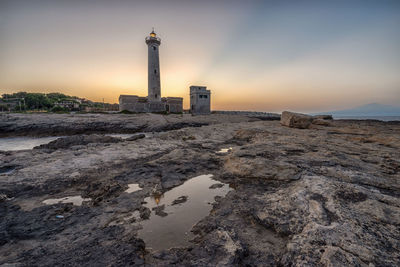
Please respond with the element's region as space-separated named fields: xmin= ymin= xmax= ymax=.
xmin=204 ymin=95 xmax=208 ymax=99
xmin=199 ymin=95 xmax=203 ymax=99
xmin=154 ymin=69 xmax=157 ymax=74
xmin=153 ymin=46 xmax=156 ymax=51
xmin=155 ymin=94 xmax=157 ymax=98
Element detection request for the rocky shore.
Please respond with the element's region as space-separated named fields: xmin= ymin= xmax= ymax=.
xmin=1 ymin=114 xmax=399 ymax=266
xmin=0 ymin=113 xmax=265 ymax=137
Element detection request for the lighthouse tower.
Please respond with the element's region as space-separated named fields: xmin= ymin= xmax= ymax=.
xmin=145 ymin=29 xmax=161 ymax=102
xmin=118 ymin=30 xmax=183 ymax=113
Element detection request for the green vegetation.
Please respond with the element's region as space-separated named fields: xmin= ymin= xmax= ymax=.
xmin=50 ymin=106 xmax=69 ymax=113
xmin=0 ymin=91 xmax=118 ymax=113
xmin=1 ymin=92 xmax=81 ymax=111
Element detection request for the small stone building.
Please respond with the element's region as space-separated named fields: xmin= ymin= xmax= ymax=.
xmin=119 ymin=95 xmax=182 ymax=113
xmin=190 ymin=86 xmax=211 ymax=115
xmin=165 ymin=97 xmax=184 ymax=113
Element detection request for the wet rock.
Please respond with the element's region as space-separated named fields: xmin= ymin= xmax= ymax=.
xmin=281 ymin=111 xmax=313 ymax=129
xmin=140 ymin=207 xmax=151 ymax=219
xmin=83 ymin=181 xmax=125 ymax=205
xmin=209 ymin=183 xmax=224 ymax=189
xmin=0 ymin=166 xmax=16 ymax=175
xmin=34 ymin=134 xmax=122 ymax=150
xmin=214 ymin=196 xmax=223 ymax=202
xmin=125 ymin=133 xmax=145 ymax=141
xmin=171 ymin=196 xmax=188 ymax=205
xmin=0 ymin=194 xmax=7 ymax=202
xmin=152 ymin=204 xmax=168 ymax=217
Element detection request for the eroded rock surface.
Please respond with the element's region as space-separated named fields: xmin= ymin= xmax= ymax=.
xmin=34 ymin=134 xmax=123 ymax=150
xmin=0 ymin=113 xmax=256 ymax=137
xmin=1 ymin=114 xmax=399 ymax=266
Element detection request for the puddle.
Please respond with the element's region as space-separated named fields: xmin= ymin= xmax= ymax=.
xmin=125 ymin=184 xmax=142 ymax=193
xmin=0 ymin=133 xmax=150 ymax=151
xmin=0 ymin=166 xmax=16 ymax=175
xmin=138 ymin=174 xmax=232 ymax=251
xmin=0 ymin=136 xmax=63 ymax=151
xmin=42 ymin=196 xmax=91 ymax=206
xmin=217 ymin=147 xmax=232 ymax=154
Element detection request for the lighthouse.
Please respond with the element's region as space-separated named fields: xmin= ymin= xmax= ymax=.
xmin=145 ymin=29 xmax=161 ymax=102
xmin=118 ymin=29 xmax=184 ymax=113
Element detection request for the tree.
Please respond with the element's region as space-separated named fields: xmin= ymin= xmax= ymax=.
xmin=24 ymin=93 xmax=51 ymax=109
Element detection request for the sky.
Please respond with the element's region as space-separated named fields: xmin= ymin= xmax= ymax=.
xmin=0 ymin=0 xmax=399 ymax=112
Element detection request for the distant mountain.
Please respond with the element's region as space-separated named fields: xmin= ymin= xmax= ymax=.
xmin=319 ymin=103 xmax=400 ymax=116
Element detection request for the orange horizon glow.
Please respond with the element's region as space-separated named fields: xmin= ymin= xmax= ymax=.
xmin=1 ymin=1 xmax=399 ymax=113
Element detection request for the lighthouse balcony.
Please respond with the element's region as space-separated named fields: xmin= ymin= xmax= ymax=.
xmin=145 ymin=36 xmax=161 ymax=45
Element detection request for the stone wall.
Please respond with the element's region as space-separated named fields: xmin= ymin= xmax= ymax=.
xmin=119 ymin=95 xmax=182 ymax=113
xmin=119 ymin=95 xmax=149 ymax=112
xmin=165 ymin=97 xmax=183 ymax=113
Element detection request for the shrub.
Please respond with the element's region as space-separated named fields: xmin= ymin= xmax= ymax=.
xmin=50 ymin=106 xmax=69 ymax=113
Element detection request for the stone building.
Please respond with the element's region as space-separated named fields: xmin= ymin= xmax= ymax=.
xmin=54 ymin=100 xmax=80 ymax=110
xmin=119 ymin=30 xmax=183 ymax=113
xmin=190 ymin=86 xmax=211 ymax=115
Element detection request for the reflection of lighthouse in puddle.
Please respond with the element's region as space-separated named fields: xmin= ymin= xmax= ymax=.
xmin=138 ymin=174 xmax=232 ymax=251
xmin=152 ymin=192 xmax=163 ymax=205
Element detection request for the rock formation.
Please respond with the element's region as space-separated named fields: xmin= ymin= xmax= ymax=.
xmin=1 ymin=114 xmax=399 ymax=266
xmin=281 ymin=111 xmax=314 ymax=129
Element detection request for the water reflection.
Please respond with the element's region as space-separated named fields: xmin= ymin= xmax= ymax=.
xmin=151 ymin=192 xmax=164 ymax=205
xmin=138 ymin=174 xmax=232 ymax=251
xmin=125 ymin=184 xmax=142 ymax=193
xmin=0 ymin=166 xmax=16 ymax=175
xmin=43 ymin=195 xmax=91 ymax=206
xmin=216 ymin=147 xmax=232 ymax=154
xmin=0 ymin=136 xmax=62 ymax=151
xmin=0 ymin=133 xmax=149 ymax=151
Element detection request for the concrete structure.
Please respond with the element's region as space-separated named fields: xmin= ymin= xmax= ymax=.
xmin=190 ymin=86 xmax=211 ymax=115
xmin=119 ymin=30 xmax=183 ymax=113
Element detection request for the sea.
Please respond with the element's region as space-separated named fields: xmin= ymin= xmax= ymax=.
xmin=334 ymin=116 xmax=400 ymax=121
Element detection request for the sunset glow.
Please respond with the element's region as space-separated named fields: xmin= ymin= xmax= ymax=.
xmin=1 ymin=0 xmax=399 ymax=112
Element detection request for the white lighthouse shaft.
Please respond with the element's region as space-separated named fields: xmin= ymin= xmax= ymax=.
xmin=146 ymin=30 xmax=161 ymax=102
